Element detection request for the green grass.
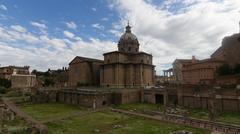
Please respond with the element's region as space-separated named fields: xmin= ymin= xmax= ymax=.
xmin=115 ymin=103 xmax=165 ymax=112
xmin=187 ymin=109 xmax=240 ymax=126
xmin=46 ymin=111 xmax=130 ymax=134
xmin=20 ymin=103 xmax=86 ymax=121
xmin=1 ymin=117 xmax=28 ymax=134
xmin=217 ymin=112 xmax=240 ymax=125
xmin=187 ymin=108 xmax=209 ymax=120
xmin=18 ymin=103 xmax=209 ymax=134
xmin=46 ymin=111 xmax=210 ymax=134
xmin=116 ymin=103 xmax=240 ymax=126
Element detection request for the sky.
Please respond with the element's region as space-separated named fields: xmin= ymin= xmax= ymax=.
xmin=0 ymin=0 xmax=240 ymax=75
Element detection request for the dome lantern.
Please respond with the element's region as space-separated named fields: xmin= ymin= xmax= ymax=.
xmin=118 ymin=24 xmax=139 ymax=53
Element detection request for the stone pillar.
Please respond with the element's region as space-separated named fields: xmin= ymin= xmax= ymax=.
xmin=93 ymin=98 xmax=96 ymax=110
xmin=177 ymin=86 xmax=183 ymax=106
xmin=115 ymin=64 xmax=119 ymax=88
xmin=140 ymin=88 xmax=144 ymax=103
xmin=100 ymin=66 xmax=103 ymax=85
xmin=140 ymin=65 xmax=143 ymax=87
xmin=238 ymin=96 xmax=240 ymax=112
xmin=208 ymin=88 xmax=217 ymax=121
xmin=164 ymin=89 xmax=168 ymax=105
xmin=129 ymin=65 xmax=133 ymax=88
xmin=151 ymin=90 xmax=156 ymax=104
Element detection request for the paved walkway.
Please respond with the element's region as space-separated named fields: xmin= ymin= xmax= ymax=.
xmin=1 ymin=97 xmax=48 ymax=134
xmin=111 ymin=108 xmax=240 ymax=134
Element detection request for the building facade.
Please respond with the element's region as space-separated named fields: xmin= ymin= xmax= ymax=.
xmin=172 ymin=57 xmax=197 ymax=84
xmin=182 ymin=59 xmax=225 ymax=85
xmin=100 ymin=24 xmax=155 ymax=88
xmin=0 ymin=66 xmax=36 ymax=88
xmin=211 ymin=33 xmax=240 ymax=66
xmin=68 ymin=56 xmax=103 ymax=86
xmin=11 ymin=74 xmax=36 ymax=88
xmin=0 ymin=66 xmax=30 ymax=80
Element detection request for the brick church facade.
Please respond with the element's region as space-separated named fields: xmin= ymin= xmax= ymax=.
xmin=68 ymin=24 xmax=155 ymax=88
xmin=100 ymin=24 xmax=155 ymax=88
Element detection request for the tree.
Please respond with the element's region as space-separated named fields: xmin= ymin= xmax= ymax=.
xmin=217 ymin=64 xmax=231 ymax=76
xmin=43 ymin=78 xmax=55 ymax=87
xmin=0 ymin=78 xmax=11 ymax=88
xmin=233 ymin=64 xmax=240 ymax=74
xmin=31 ymin=69 xmax=37 ymax=75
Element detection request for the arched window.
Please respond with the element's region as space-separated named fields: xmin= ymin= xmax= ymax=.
xmin=128 ymin=47 xmax=131 ymax=51
xmin=102 ymin=101 xmax=106 ymax=106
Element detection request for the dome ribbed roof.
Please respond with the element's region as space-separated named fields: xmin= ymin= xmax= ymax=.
xmin=118 ymin=24 xmax=139 ymax=45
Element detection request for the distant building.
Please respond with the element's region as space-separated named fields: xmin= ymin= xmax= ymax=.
xmin=0 ymin=65 xmax=36 ymax=88
xmin=68 ymin=25 xmax=155 ymax=88
xmin=172 ymin=56 xmax=198 ymax=84
xmin=11 ymin=74 xmax=36 ymax=88
xmin=162 ymin=68 xmax=174 ymax=84
xmin=182 ymin=58 xmax=225 ymax=85
xmin=68 ymin=56 xmax=103 ymax=86
xmin=100 ymin=24 xmax=155 ymax=88
xmin=155 ymin=75 xmax=169 ymax=85
xmin=211 ymin=33 xmax=240 ymax=66
xmin=37 ymin=68 xmax=69 ymax=87
xmin=0 ymin=66 xmax=30 ymax=80
xmin=171 ymin=32 xmax=240 ymax=85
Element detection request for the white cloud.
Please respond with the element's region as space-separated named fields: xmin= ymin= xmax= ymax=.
xmin=30 ymin=21 xmax=48 ymax=35
xmin=63 ymin=31 xmax=75 ymax=39
xmin=110 ymin=0 xmax=240 ymax=74
xmin=92 ymin=23 xmax=104 ymax=30
xmin=92 ymin=7 xmax=97 ymax=11
xmin=0 ymin=4 xmax=7 ymax=11
xmin=10 ymin=25 xmax=27 ymax=33
xmin=39 ymin=35 xmax=66 ymax=50
xmin=30 ymin=21 xmax=47 ymax=29
xmin=0 ymin=25 xmax=115 ymax=71
xmin=102 ymin=17 xmax=109 ymax=21
xmin=63 ymin=30 xmax=82 ymax=41
xmin=66 ymin=21 xmax=77 ymax=30
xmin=108 ymin=29 xmax=121 ymax=37
xmin=1 ymin=0 xmax=240 ymax=74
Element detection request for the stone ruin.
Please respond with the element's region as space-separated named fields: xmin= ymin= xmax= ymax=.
xmin=170 ymin=130 xmax=192 ymax=134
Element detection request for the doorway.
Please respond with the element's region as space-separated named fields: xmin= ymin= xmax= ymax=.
xmin=155 ymin=94 xmax=164 ymax=104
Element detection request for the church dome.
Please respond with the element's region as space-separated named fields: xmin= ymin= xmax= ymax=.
xmin=118 ymin=24 xmax=140 ymax=53
xmin=118 ymin=25 xmax=139 ymax=45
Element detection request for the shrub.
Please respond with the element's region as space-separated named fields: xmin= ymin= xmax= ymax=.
xmin=5 ymin=90 xmax=22 ymax=97
xmin=0 ymin=78 xmax=11 ymax=88
xmin=43 ymin=78 xmax=55 ymax=87
xmin=233 ymin=64 xmax=240 ymax=74
xmin=217 ymin=64 xmax=240 ymax=76
xmin=0 ymin=86 xmax=7 ymax=94
xmin=217 ymin=64 xmax=232 ymax=76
